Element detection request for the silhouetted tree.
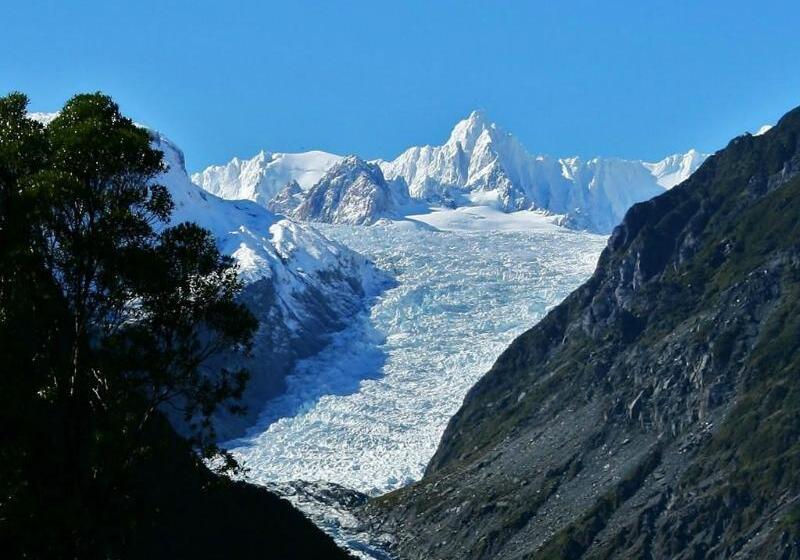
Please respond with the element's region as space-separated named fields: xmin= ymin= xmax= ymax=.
xmin=0 ymin=92 xmax=257 ymax=556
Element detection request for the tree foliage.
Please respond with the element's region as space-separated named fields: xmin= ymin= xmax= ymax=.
xmin=0 ymin=92 xmax=257 ymax=556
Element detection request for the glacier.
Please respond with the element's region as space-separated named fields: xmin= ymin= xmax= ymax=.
xmin=224 ymin=215 xmax=606 ymax=556
xmin=227 ymin=217 xmax=606 ymax=493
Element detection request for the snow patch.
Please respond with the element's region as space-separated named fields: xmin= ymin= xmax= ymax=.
xmin=754 ymin=124 xmax=773 ymax=136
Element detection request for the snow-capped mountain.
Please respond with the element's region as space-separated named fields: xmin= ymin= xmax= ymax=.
xmin=289 ymin=156 xmax=412 ymax=225
xmin=379 ymin=109 xmax=532 ymax=205
xmin=378 ymin=110 xmax=708 ymax=232
xmin=151 ymin=133 xmax=386 ymax=439
xmin=194 ymin=111 xmax=708 ymax=233
xmin=192 ymin=150 xmax=343 ymax=206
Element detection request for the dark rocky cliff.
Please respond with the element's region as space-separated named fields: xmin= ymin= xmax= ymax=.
xmin=365 ymin=107 xmax=800 ymax=559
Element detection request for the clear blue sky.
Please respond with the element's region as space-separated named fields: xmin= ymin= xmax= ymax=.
xmin=3 ymin=0 xmax=800 ymax=171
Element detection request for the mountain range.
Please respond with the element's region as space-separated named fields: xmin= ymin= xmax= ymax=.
xmin=192 ymin=111 xmax=707 ymax=232
xmin=23 ymin=96 xmax=798 ymax=560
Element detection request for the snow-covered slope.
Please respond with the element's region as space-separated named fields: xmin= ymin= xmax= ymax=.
xmin=192 ymin=150 xmax=343 ymax=206
xmin=151 ymin=133 xmax=386 ymax=439
xmin=643 ymin=148 xmax=707 ymax=188
xmin=290 ymin=156 xmax=412 ymax=225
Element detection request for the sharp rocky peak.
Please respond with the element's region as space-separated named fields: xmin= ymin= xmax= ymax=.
xmin=446 ymin=109 xmax=508 ymax=153
xmin=326 ymin=155 xmax=385 ymax=181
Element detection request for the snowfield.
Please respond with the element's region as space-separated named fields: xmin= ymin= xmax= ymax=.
xmin=405 ymin=205 xmax=565 ymax=233
xmin=227 ymin=213 xmax=607 ymax=495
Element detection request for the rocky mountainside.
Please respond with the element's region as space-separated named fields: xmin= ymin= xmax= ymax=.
xmin=268 ymin=179 xmax=304 ymax=215
xmin=194 ymin=112 xmax=705 ymax=233
xmin=364 ymin=106 xmax=800 ymax=559
xmin=290 ymin=156 xmax=412 ymax=225
xmin=151 ymin=133 xmax=387 ymax=439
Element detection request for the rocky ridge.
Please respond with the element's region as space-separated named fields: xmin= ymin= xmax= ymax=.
xmin=290 ymin=156 xmax=412 ymax=225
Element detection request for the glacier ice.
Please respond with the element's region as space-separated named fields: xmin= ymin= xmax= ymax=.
xmin=227 ymin=216 xmax=607 ymax=495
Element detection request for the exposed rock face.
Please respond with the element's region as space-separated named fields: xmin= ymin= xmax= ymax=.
xmin=268 ymin=179 xmax=304 ymax=215
xmin=292 ymin=156 xmax=411 ymax=225
xmin=364 ymin=107 xmax=800 ymax=559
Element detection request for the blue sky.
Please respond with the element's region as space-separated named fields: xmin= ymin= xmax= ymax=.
xmin=3 ymin=1 xmax=800 ymax=171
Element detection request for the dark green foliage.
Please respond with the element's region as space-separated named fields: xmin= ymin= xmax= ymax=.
xmin=537 ymin=447 xmax=663 ymax=560
xmin=0 ymin=92 xmax=348 ymax=558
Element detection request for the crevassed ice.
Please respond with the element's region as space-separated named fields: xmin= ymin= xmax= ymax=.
xmin=228 ymin=220 xmax=606 ymax=495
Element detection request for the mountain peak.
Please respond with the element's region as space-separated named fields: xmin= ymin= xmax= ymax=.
xmin=192 ymin=150 xmax=343 ymax=204
xmin=328 ymin=155 xmax=384 ymax=181
xmin=447 ymin=109 xmax=499 ymax=152
xmin=338 ymin=154 xmax=370 ymax=167
xmin=466 ymin=108 xmax=489 ymax=124
xmin=293 ymin=154 xmax=408 ymax=225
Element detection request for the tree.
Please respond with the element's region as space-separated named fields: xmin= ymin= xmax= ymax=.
xmin=0 ymin=92 xmax=257 ymax=556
